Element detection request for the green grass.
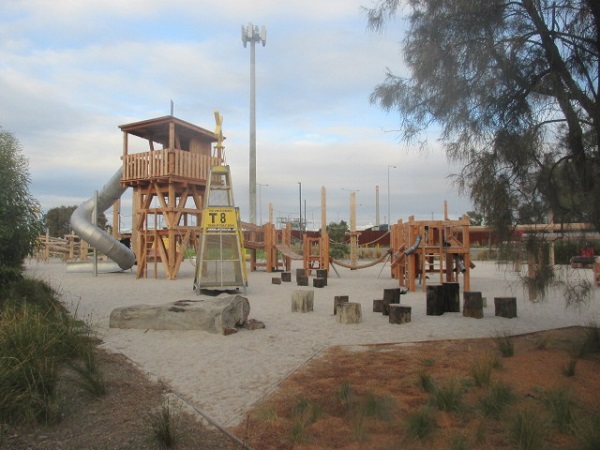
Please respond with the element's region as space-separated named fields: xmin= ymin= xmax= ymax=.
xmin=406 ymin=406 xmax=436 ymax=441
xmin=509 ymin=407 xmax=549 ymax=450
xmin=494 ymin=330 xmax=515 ymax=357
xmin=418 ymin=370 xmax=436 ymax=393
xmin=470 ymin=354 xmax=495 ymax=387
xmin=479 ymin=381 xmax=516 ymax=418
xmin=542 ymin=385 xmax=576 ymax=433
xmin=146 ymin=398 xmax=183 ymax=449
xmin=431 ymin=377 xmax=463 ymax=412
xmin=0 ymin=277 xmax=99 ymax=425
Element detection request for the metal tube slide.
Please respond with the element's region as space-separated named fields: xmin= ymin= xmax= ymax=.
xmin=70 ymin=167 xmax=135 ymax=270
xmin=404 ymin=235 xmax=422 ymax=256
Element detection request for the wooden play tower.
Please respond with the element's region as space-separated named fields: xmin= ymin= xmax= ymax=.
xmin=119 ymin=115 xmax=221 ymax=279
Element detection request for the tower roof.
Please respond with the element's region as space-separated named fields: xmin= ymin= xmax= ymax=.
xmin=119 ymin=115 xmax=219 ymax=146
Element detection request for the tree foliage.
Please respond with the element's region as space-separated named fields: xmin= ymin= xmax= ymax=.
xmin=43 ymin=205 xmax=107 ymax=237
xmin=326 ymin=220 xmax=350 ymax=259
xmin=0 ymin=128 xmax=45 ymax=284
xmin=366 ymin=0 xmax=599 ymax=238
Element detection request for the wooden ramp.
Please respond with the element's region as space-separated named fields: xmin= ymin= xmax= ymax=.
xmin=275 ymin=243 xmax=303 ymax=260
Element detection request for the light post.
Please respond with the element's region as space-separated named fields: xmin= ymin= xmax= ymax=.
xmin=298 ymin=182 xmax=302 ymax=233
xmin=241 ymin=22 xmax=266 ymax=224
xmin=387 ymin=165 xmax=396 ymax=228
xmin=258 ymin=183 xmax=269 ymax=225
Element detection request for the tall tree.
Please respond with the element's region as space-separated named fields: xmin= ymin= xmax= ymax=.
xmin=366 ymin=0 xmax=599 ymax=238
xmin=0 ymin=128 xmax=44 ymax=284
xmin=43 ymin=206 xmax=107 ymax=238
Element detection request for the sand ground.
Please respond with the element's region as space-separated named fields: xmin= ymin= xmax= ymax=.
xmin=25 ymin=258 xmax=600 ymax=429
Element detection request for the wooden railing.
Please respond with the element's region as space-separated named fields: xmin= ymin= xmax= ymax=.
xmin=122 ymin=149 xmax=211 ymax=182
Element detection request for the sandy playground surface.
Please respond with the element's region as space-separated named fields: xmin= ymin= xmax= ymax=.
xmin=25 ymin=258 xmax=600 ymax=429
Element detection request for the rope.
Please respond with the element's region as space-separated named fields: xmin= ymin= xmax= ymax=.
xmin=330 ymin=252 xmax=389 ymax=270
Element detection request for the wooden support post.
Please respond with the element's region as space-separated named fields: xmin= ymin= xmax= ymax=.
xmin=389 ymin=305 xmax=411 ymax=324
xmin=333 ymin=295 xmax=349 ymax=315
xmin=442 ymin=282 xmax=460 ymax=313
xmin=463 ymin=291 xmax=483 ymax=319
xmin=494 ymin=297 xmax=517 ymax=318
xmin=337 ymin=302 xmax=362 ymax=324
xmin=426 ymin=285 xmax=445 ymax=316
xmin=382 ymin=288 xmax=401 ymax=316
xmin=292 ymin=290 xmax=314 ymax=313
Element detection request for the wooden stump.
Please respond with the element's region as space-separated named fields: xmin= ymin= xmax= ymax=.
xmin=316 ymin=269 xmax=328 ymax=285
xmin=297 ymin=276 xmax=309 ymax=286
xmin=272 ymin=277 xmax=282 ymax=285
xmin=426 ymin=285 xmax=445 ymax=316
xmin=372 ymin=299 xmax=384 ymax=313
xmin=463 ymin=291 xmax=483 ymax=319
xmin=334 ymin=295 xmax=349 ymax=315
xmin=281 ymin=272 xmax=292 ymax=282
xmin=389 ymin=305 xmax=412 ymax=324
xmin=291 ymin=290 xmax=314 ymax=313
xmin=382 ymin=288 xmax=401 ymax=316
xmin=443 ymin=282 xmax=460 ymax=312
xmin=337 ymin=302 xmax=362 ymax=324
xmin=313 ymin=277 xmax=326 ymax=288
xmin=296 ymin=268 xmax=307 ymax=279
xmin=494 ymin=297 xmax=517 ymax=318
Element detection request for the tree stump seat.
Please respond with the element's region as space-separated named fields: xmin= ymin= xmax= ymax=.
xmin=281 ymin=272 xmax=292 ymax=282
xmin=372 ymin=299 xmax=384 ymax=313
xmin=337 ymin=302 xmax=362 ymax=324
xmin=291 ymin=290 xmax=314 ymax=313
xmin=272 ymin=277 xmax=282 ymax=285
xmin=313 ymin=277 xmax=326 ymax=288
xmin=333 ymin=295 xmax=349 ymax=315
xmin=494 ymin=297 xmax=517 ymax=318
xmin=297 ymin=275 xmax=309 ymax=286
xmin=463 ymin=291 xmax=483 ymax=319
xmin=389 ymin=305 xmax=411 ymax=324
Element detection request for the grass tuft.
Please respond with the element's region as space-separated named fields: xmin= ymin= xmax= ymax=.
xmin=479 ymin=381 xmax=516 ymax=418
xmin=494 ymin=330 xmax=515 ymax=357
xmin=405 ymin=406 xmax=436 ymax=441
xmin=509 ymin=407 xmax=548 ymax=450
xmin=146 ymin=398 xmax=183 ymax=449
xmin=542 ymin=385 xmax=576 ymax=433
xmin=431 ymin=377 xmax=463 ymax=412
xmin=418 ymin=370 xmax=436 ymax=393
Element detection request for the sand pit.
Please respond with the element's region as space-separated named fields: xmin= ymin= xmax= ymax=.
xmin=25 ymin=259 xmax=600 ymax=428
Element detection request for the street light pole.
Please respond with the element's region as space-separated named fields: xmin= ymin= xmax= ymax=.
xmin=258 ymin=183 xmax=268 ymax=225
xmin=298 ymin=182 xmax=302 ymax=233
xmin=241 ymin=23 xmax=266 ymax=224
xmin=387 ymin=165 xmax=396 ymax=228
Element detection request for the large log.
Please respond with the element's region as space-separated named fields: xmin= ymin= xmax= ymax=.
xmin=494 ymin=297 xmax=517 ymax=318
xmin=109 ymin=295 xmax=250 ymax=334
xmin=426 ymin=285 xmax=445 ymax=316
xmin=337 ymin=302 xmax=362 ymax=324
xmin=463 ymin=291 xmax=484 ymax=319
xmin=382 ymin=288 xmax=401 ymax=316
xmin=292 ymin=290 xmax=314 ymax=313
xmin=442 ymin=282 xmax=460 ymax=313
xmin=389 ymin=305 xmax=411 ymax=324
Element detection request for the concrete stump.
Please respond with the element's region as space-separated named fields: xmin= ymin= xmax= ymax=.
xmin=291 ymin=290 xmax=314 ymax=313
xmin=109 ymin=295 xmax=250 ymax=335
xmin=272 ymin=277 xmax=282 ymax=285
xmin=281 ymin=272 xmax=292 ymax=282
xmin=494 ymin=297 xmax=517 ymax=318
xmin=426 ymin=285 xmax=445 ymax=316
xmin=337 ymin=302 xmax=362 ymax=324
xmin=313 ymin=277 xmax=326 ymax=288
xmin=297 ymin=276 xmax=309 ymax=286
xmin=463 ymin=291 xmax=484 ymax=319
xmin=382 ymin=288 xmax=401 ymax=315
xmin=372 ymin=299 xmax=384 ymax=313
xmin=389 ymin=305 xmax=412 ymax=324
xmin=333 ymin=295 xmax=349 ymax=315
xmin=443 ymin=282 xmax=460 ymax=312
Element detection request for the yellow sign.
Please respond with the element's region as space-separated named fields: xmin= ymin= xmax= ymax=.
xmin=202 ymin=207 xmax=238 ymax=229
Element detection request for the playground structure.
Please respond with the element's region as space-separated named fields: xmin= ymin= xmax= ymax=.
xmin=389 ymin=208 xmax=472 ymax=292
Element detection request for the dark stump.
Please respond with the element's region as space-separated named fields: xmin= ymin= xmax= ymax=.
xmin=426 ymin=285 xmax=445 ymax=316
xmin=333 ymin=295 xmax=349 ymax=315
xmin=463 ymin=291 xmax=484 ymax=319
xmin=442 ymin=282 xmax=460 ymax=312
xmin=382 ymin=288 xmax=401 ymax=316
xmin=389 ymin=305 xmax=412 ymax=324
xmin=494 ymin=297 xmax=517 ymax=318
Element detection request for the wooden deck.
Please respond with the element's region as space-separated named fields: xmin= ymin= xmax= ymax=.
xmin=122 ymin=149 xmax=211 ymax=183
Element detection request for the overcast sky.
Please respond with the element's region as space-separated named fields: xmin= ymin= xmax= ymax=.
xmin=1 ymin=0 xmax=473 ymax=230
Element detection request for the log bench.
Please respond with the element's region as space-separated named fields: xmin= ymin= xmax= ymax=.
xmin=337 ymin=302 xmax=362 ymax=324
xmin=291 ymin=290 xmax=314 ymax=313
